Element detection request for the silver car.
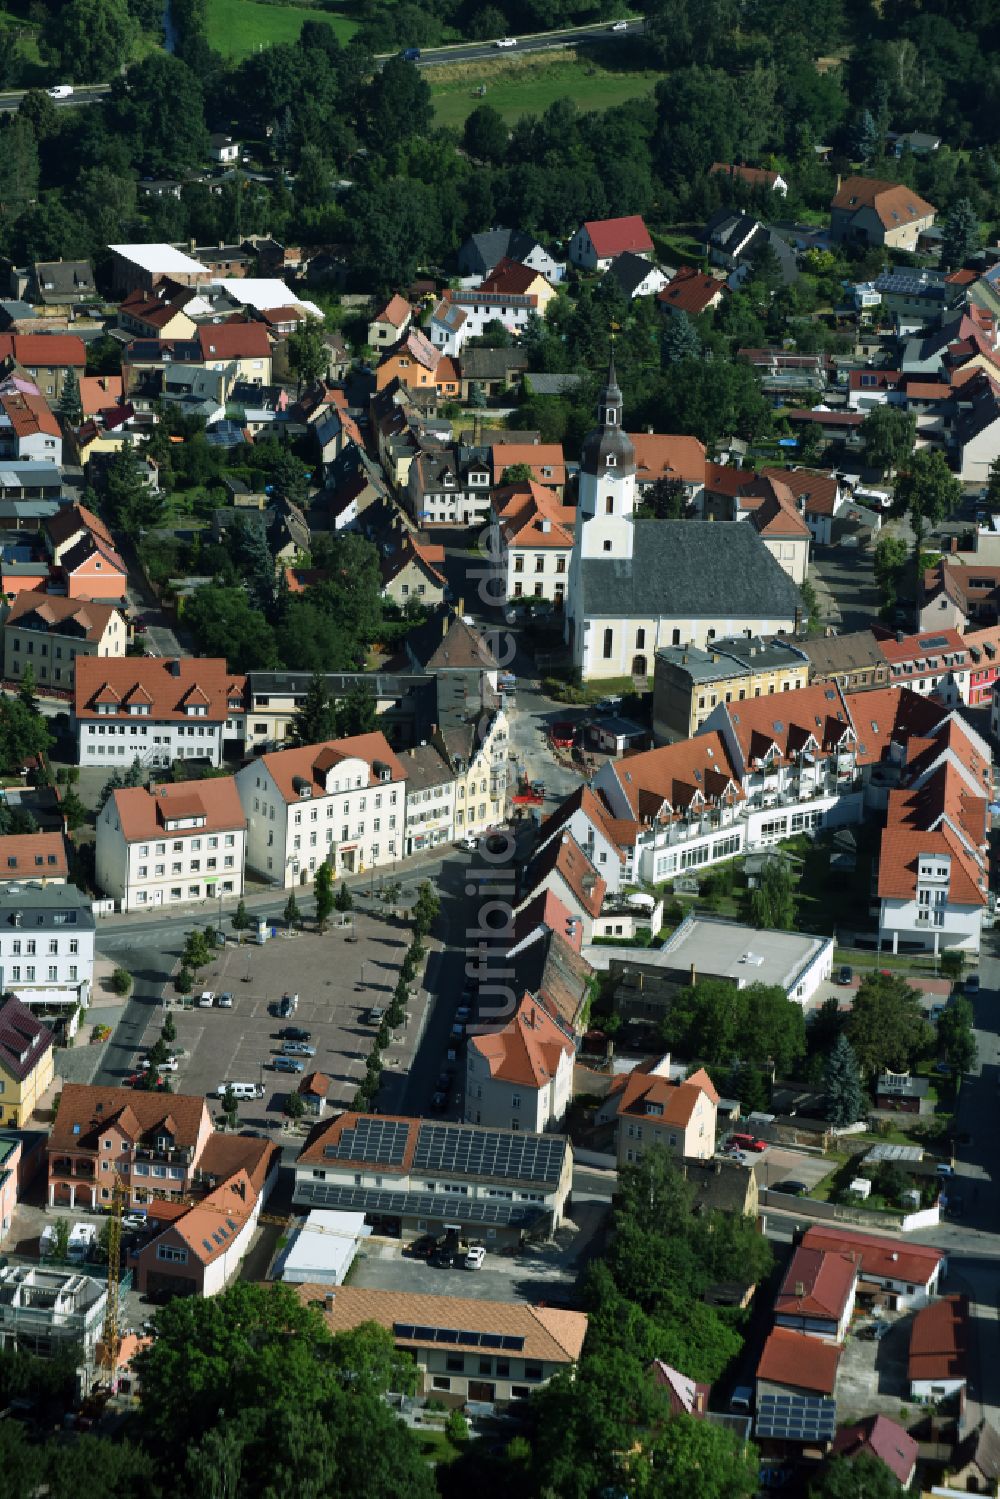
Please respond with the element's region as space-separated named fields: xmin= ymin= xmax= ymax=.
xmin=282 ymin=1041 xmax=316 ymax=1057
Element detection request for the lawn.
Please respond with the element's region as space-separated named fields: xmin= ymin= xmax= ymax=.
xmin=204 ymin=0 xmax=356 ymax=58
xmin=430 ymin=51 xmax=659 ymax=130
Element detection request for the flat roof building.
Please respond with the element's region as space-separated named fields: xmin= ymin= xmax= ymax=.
xmin=652 ymin=635 xmax=808 ymax=743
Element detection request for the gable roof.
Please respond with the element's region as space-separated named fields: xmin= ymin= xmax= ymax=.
xmin=258 ymin=731 xmax=406 ymax=804
xmin=45 ymin=502 xmax=115 ymax=552
xmin=494 ymin=481 xmax=575 ymax=550
xmin=469 ymin=993 xmax=573 ymax=1089
xmin=616 ymin=1063 xmax=718 ymax=1128
xmin=832 ymin=1415 xmax=918 ymax=1485
xmin=757 ymin=1327 xmax=841 ymax=1394
xmin=0 ymin=831 xmax=69 ymax=881
xmin=908 ymin=1294 xmax=968 ymax=1384
xmin=609 ymin=251 xmax=667 ymax=298
xmin=761 ymin=466 xmax=838 ymax=517
xmin=710 ymin=162 xmax=783 ymax=190
xmin=111 ymin=778 xmax=245 ymax=842
xmin=50 ymin=1083 xmax=208 ymax=1151
xmin=373 ymin=294 xmax=411 ymax=328
xmin=658 ymin=266 xmax=727 ymax=315
xmin=0 ymin=389 xmax=60 ymax=440
xmin=489 ymin=442 xmax=566 ymax=488
xmin=299 ymin=1283 xmax=588 ymax=1364
xmin=75 ymin=657 xmax=245 ymax=722
xmin=480 ymin=257 xmax=549 ymax=297
xmin=537 ymin=783 xmax=631 ymax=866
xmin=0 ymin=334 xmax=86 ymax=369
xmin=607 ymin=731 xmax=741 ymax=822
xmin=720 ymin=681 xmax=854 ymax=769
xmin=831 ymin=175 xmax=936 ymax=230
xmin=581 ymin=215 xmax=653 ymax=258
xmin=59 ymin=532 xmax=128 ymax=582
xmin=0 ymin=992 xmax=53 ymax=1083
xmin=522 ymin=831 xmax=606 ymax=918
xmin=776 ymin=1245 xmax=859 ymax=1322
xmin=800 ymin=1226 xmax=943 ymax=1288
xmin=4 ymin=591 xmax=120 ymax=641
xmin=197 ymin=323 xmax=271 ymax=361
xmin=629 ymin=432 xmax=707 ymax=488
xmin=951 ymin=1422 xmax=1000 ymax=1483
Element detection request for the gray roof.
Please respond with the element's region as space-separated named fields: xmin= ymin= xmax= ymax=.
xmin=799 ymin=630 xmax=886 ymax=676
xmin=578 ymin=521 xmax=802 ymax=621
xmin=655 ymin=634 xmax=806 ymax=684
xmin=0 ymin=885 xmax=95 ymax=931
xmin=400 ymin=741 xmax=451 ymax=791
xmin=459 ymin=347 xmax=529 ymax=380
xmin=458 ymin=227 xmax=539 ymax=276
xmin=608 ymin=251 xmax=665 ymax=298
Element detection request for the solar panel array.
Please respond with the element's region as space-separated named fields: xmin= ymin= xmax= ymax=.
xmin=392 ymin=1323 xmax=525 ymax=1352
xmin=297 ymin=1181 xmax=548 ymax=1228
xmin=321 ymin=1117 xmax=410 ymax=1166
xmin=412 ymin=1124 xmax=566 ymax=1185
xmin=755 ymin=1394 xmax=836 ymax=1443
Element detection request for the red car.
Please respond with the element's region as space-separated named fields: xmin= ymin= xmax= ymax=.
xmin=730 ymin=1132 xmax=767 ymax=1152
xmin=124 ymin=1072 xmax=167 ymax=1090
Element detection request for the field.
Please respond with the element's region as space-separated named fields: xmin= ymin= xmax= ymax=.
xmin=430 ymin=49 xmax=659 ymax=130
xmin=204 ymin=0 xmax=357 ymax=58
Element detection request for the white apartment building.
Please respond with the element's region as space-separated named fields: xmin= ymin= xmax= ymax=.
xmin=490 ymin=484 xmax=574 ymax=605
xmin=235 ymin=732 xmax=407 ymax=887
xmin=0 ymin=886 xmax=95 ymax=1036
xmin=402 ymin=744 xmax=457 ymax=855
xmin=465 ymin=996 xmax=574 ymax=1133
xmin=95 ymin=779 xmax=246 ymax=913
xmin=74 ymin=657 xmax=246 ymax=768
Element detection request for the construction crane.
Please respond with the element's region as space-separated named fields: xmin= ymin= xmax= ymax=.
xmin=97 ymin=1168 xmax=127 ymax=1388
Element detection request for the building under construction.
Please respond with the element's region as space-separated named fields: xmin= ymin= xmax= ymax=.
xmin=0 ymin=1265 xmax=111 ymax=1374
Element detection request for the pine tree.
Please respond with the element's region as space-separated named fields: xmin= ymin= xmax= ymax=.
xmin=852 ymin=107 xmax=881 ymax=164
xmin=334 ymin=881 xmax=353 ymax=912
xmin=59 ymin=367 xmax=83 ymax=426
xmin=661 ymin=309 xmax=701 ymax=365
xmin=314 ymin=862 xmax=334 ymax=931
xmin=283 ymin=892 xmax=301 ymax=930
xmin=824 ymin=1033 xmax=865 ymax=1127
xmin=941 ymin=197 xmax=980 ymax=271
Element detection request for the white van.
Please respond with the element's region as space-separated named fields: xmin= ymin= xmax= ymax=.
xmin=216 ymin=1081 xmax=264 ymax=1101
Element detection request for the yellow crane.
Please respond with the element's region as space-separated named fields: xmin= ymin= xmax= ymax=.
xmin=97 ymin=1168 xmax=127 ymax=1387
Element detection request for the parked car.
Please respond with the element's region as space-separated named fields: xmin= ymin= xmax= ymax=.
xmin=771 ymin=1180 xmax=808 ymax=1196
xmin=465 ymin=1244 xmax=486 ymax=1270
xmin=837 ymin=964 xmax=853 ymax=985
xmin=278 ymin=992 xmax=298 ymax=1018
xmin=450 ymin=1023 xmax=465 ymax=1038
xmin=461 ymin=836 xmax=477 ymax=851
xmin=139 ymin=1057 xmax=178 ymax=1073
xmin=274 ymin=1056 xmax=305 ymax=1074
xmin=279 ymin=1027 xmax=312 ymax=1042
xmin=215 ymin=992 xmax=233 ymax=1008
xmin=935 ymin=1162 xmax=956 ymax=1176
xmin=965 ymin=973 xmax=980 ymax=995
xmin=431 ymin=1090 xmax=449 ymax=1112
xmin=198 ymin=991 xmax=215 ymax=1008
xmin=282 ymin=1041 xmax=316 ymax=1057
xmin=365 ymin=1006 xmax=386 ymax=1026
xmin=124 ymin=1072 xmax=167 ymax=1089
xmin=405 ymin=1235 xmax=438 ymax=1259
xmin=730 ymin=1132 xmax=767 ymax=1152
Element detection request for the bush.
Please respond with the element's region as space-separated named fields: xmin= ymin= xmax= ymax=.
xmin=110 ymin=967 xmax=132 ymax=996
xmin=161 ymin=1013 xmax=177 ymax=1044
xmin=445 ymin=1409 xmax=469 ymax=1445
xmin=285 ymin=1089 xmax=305 ymax=1119
xmin=175 ymin=967 xmax=193 ymax=995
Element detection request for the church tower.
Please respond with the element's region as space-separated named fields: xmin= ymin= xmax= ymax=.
xmin=575 ymin=352 xmax=636 ymax=561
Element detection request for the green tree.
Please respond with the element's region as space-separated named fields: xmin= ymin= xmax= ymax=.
xmin=289 ymin=673 xmax=338 ymax=748
xmin=110 ymin=967 xmax=133 ymax=997
xmin=873 ymin=530 xmax=909 ymax=617
xmin=18 ymin=88 xmax=60 ymax=141
xmin=860 ymin=405 xmax=916 ymax=475
xmin=107 ymin=54 xmax=208 ymax=175
xmin=41 ymin=0 xmax=138 ymax=84
xmin=809 ymin=1452 xmax=903 ymax=1499
xmin=661 ymin=309 xmax=702 ymax=365
xmin=851 ymin=107 xmax=882 ymax=164
xmin=335 ymin=881 xmax=353 ymax=913
xmin=59 ymin=787 xmax=87 ymax=830
xmin=846 ymin=971 xmax=933 ymax=1076
xmin=500 ymin=463 xmax=535 ymax=485
xmin=314 ymin=862 xmax=334 ymax=931
xmin=0 ymin=115 xmax=40 ymax=216
xmin=104 ymin=442 xmax=163 ymax=536
xmin=824 ymin=1033 xmax=865 ymax=1126
xmin=635 ymin=477 xmax=687 ymax=520
xmin=0 ymin=696 xmax=52 ymax=776
xmin=940 ymin=949 xmax=965 ymax=984
xmin=364 ymin=56 xmax=433 ymax=153
xmin=941 ymin=197 xmax=980 ymax=270
xmin=182 ymin=586 xmax=278 ymax=673
xmin=51 ymin=1217 xmax=71 ymax=1259
xmin=335 ymin=683 xmax=377 ymax=738
xmin=285 ymin=1087 xmax=305 ymax=1119
xmin=637 ymin=1414 xmax=758 ymax=1499
xmin=894 ymin=448 xmax=963 ymax=596
xmin=59 ymin=368 xmax=83 ymax=427
xmin=283 ymin=892 xmax=301 ymax=930
xmin=938 ymin=994 xmax=978 ymax=1077
xmin=411 ymin=880 xmax=440 ymax=938
xmin=445 ymin=1408 xmax=469 ymax=1446
xmin=175 ymin=966 xmax=193 ymax=995
xmin=287 ymin=316 xmax=328 ymax=393
xmin=181 ymin=929 xmax=212 ymax=971
xmin=748 ymin=858 xmax=796 ymax=930
xmin=231 ymin=899 xmax=250 ymax=933
xmin=161 ymin=1013 xmax=177 ymax=1044
xmin=463 ymin=104 xmax=508 ymax=164
xmin=983 ymin=454 xmax=1000 ymax=516
xmin=220 ymin=1085 xmax=239 ymax=1129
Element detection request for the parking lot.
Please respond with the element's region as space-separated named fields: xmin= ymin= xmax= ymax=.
xmin=751 ymin=1145 xmax=836 ymax=1196
xmin=123 ymin=909 xmax=412 ymax=1127
xmin=836 ymin=1312 xmax=913 ymax=1421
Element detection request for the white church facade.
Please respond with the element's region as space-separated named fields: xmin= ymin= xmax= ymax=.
xmin=564 ymin=360 xmax=803 ymax=682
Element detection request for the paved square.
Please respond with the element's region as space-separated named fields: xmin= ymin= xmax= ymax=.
xmin=836 ymin=1313 xmax=913 ymax=1422
xmin=124 ymin=910 xmax=413 ymax=1126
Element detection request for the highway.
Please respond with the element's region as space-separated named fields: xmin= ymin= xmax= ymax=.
xmin=0 ymin=20 xmax=645 ymax=112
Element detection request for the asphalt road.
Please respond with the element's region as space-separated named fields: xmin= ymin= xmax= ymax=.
xmin=0 ymin=20 xmax=646 ymax=113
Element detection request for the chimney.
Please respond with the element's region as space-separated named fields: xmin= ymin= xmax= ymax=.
xmin=950 ymin=535 xmax=958 ymax=554
xmin=896 ymin=629 xmax=904 ymax=643
xmin=325 ymin=1291 xmax=336 ymax=1311
xmin=689 ymin=963 xmax=696 ymax=985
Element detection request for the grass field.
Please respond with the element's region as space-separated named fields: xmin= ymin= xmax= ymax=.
xmin=430 ymin=50 xmax=659 ymax=130
xmin=204 ymin=0 xmax=357 ymax=59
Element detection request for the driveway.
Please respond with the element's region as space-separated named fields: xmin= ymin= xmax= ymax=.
xmin=810 ymin=543 xmax=881 ymax=634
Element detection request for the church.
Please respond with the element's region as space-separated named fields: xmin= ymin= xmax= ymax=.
xmin=564 ymin=359 xmax=804 ymax=682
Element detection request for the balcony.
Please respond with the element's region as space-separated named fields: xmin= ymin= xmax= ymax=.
xmin=49 ymin=1156 xmax=96 ymax=1179
xmin=134 ymin=1145 xmax=194 ymax=1166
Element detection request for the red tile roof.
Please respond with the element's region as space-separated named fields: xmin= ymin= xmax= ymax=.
xmin=494 ymin=481 xmax=575 ymax=549
xmin=197 ymin=323 xmax=271 ymax=361
xmin=4 ymin=590 xmax=121 ymax=641
xmin=469 ymin=993 xmax=572 ymax=1089
xmin=801 ymin=1226 xmax=943 ymax=1288
xmin=908 ymin=1294 xmax=968 ymax=1384
xmin=481 ymin=257 xmax=549 ymax=296
xmin=776 ymin=1245 xmax=859 ymax=1323
xmin=258 ymin=731 xmax=406 ymax=804
xmin=831 ymin=176 xmax=936 ymax=230
xmin=75 ymin=657 xmax=245 ymax=723
xmin=373 ymin=294 xmax=411 ymax=328
xmin=110 ymin=778 xmax=245 ymax=843
xmin=0 ymin=389 xmax=60 ymax=439
xmin=524 ymin=831 xmax=606 ymax=918
xmin=876 ymin=826 xmax=986 ymax=906
xmin=0 ymin=333 xmax=86 ymax=369
xmin=616 ymin=1063 xmax=718 ymax=1128
xmin=760 ymin=467 xmax=839 ymax=517
xmin=722 ymin=682 xmax=854 ymax=769
xmin=79 ymin=376 xmax=125 ymax=416
xmin=0 ymin=831 xmax=69 ymax=881
xmin=537 ymin=783 xmax=630 ymax=866
xmin=582 ymin=215 xmax=653 ymax=258
xmin=608 ymin=732 xmax=741 ymax=823
xmin=490 ymin=442 xmax=566 ymax=488
xmin=510 ymin=888 xmax=584 ymax=952
xmin=658 ymin=266 xmax=727 ymax=316
xmin=710 ymin=162 xmax=783 ymax=190
xmin=832 ymin=1415 xmax=918 ymax=1485
xmin=49 ymin=1083 xmax=210 ymax=1152
xmin=629 ymin=432 xmax=707 ymax=488
xmin=757 ymin=1328 xmax=841 ymax=1394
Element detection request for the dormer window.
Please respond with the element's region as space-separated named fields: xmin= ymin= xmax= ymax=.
xmin=606 ymin=454 xmax=616 ymax=467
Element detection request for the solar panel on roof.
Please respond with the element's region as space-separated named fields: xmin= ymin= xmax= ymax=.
xmin=322 ymin=1117 xmax=410 ymax=1166
xmin=755 ymin=1394 xmax=836 ymax=1443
